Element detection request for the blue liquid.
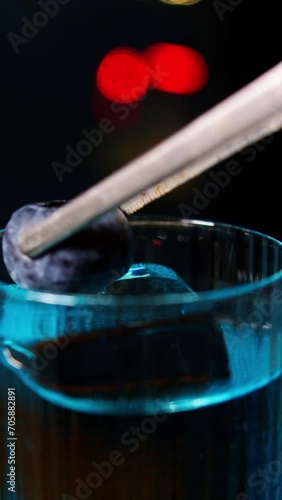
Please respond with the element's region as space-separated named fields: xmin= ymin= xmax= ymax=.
xmin=0 ymin=361 xmax=281 ymax=500
xmin=1 ymin=310 xmax=281 ymax=415
xmin=0 ymin=317 xmax=282 ymax=499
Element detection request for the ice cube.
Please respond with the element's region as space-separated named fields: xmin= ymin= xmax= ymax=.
xmin=104 ymin=263 xmax=198 ymax=295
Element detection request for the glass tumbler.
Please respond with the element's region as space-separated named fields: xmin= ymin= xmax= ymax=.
xmin=0 ymin=218 xmax=282 ymax=500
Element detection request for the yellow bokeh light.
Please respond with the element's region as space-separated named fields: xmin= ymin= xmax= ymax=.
xmin=161 ymin=0 xmax=201 ymax=5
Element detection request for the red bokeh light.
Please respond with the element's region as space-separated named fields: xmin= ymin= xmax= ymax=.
xmin=96 ymin=47 xmax=150 ymax=104
xmin=153 ymin=239 xmax=162 ymax=247
xmin=145 ymin=43 xmax=208 ymax=94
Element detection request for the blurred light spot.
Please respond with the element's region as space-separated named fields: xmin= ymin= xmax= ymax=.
xmin=161 ymin=0 xmax=200 ymax=4
xmin=153 ymin=239 xmax=162 ymax=246
xmin=96 ymin=47 xmax=150 ymax=104
xmin=145 ymin=43 xmax=208 ymax=95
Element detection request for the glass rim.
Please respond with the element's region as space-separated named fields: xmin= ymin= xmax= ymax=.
xmin=1 ymin=217 xmax=282 ymax=307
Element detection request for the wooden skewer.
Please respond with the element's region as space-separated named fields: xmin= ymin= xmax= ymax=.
xmin=18 ymin=62 xmax=282 ymax=258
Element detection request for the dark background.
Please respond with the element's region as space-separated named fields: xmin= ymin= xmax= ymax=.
xmin=1 ymin=0 xmax=281 ymax=238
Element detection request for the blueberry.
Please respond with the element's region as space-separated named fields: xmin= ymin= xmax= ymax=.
xmin=2 ymin=201 xmax=134 ymax=293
